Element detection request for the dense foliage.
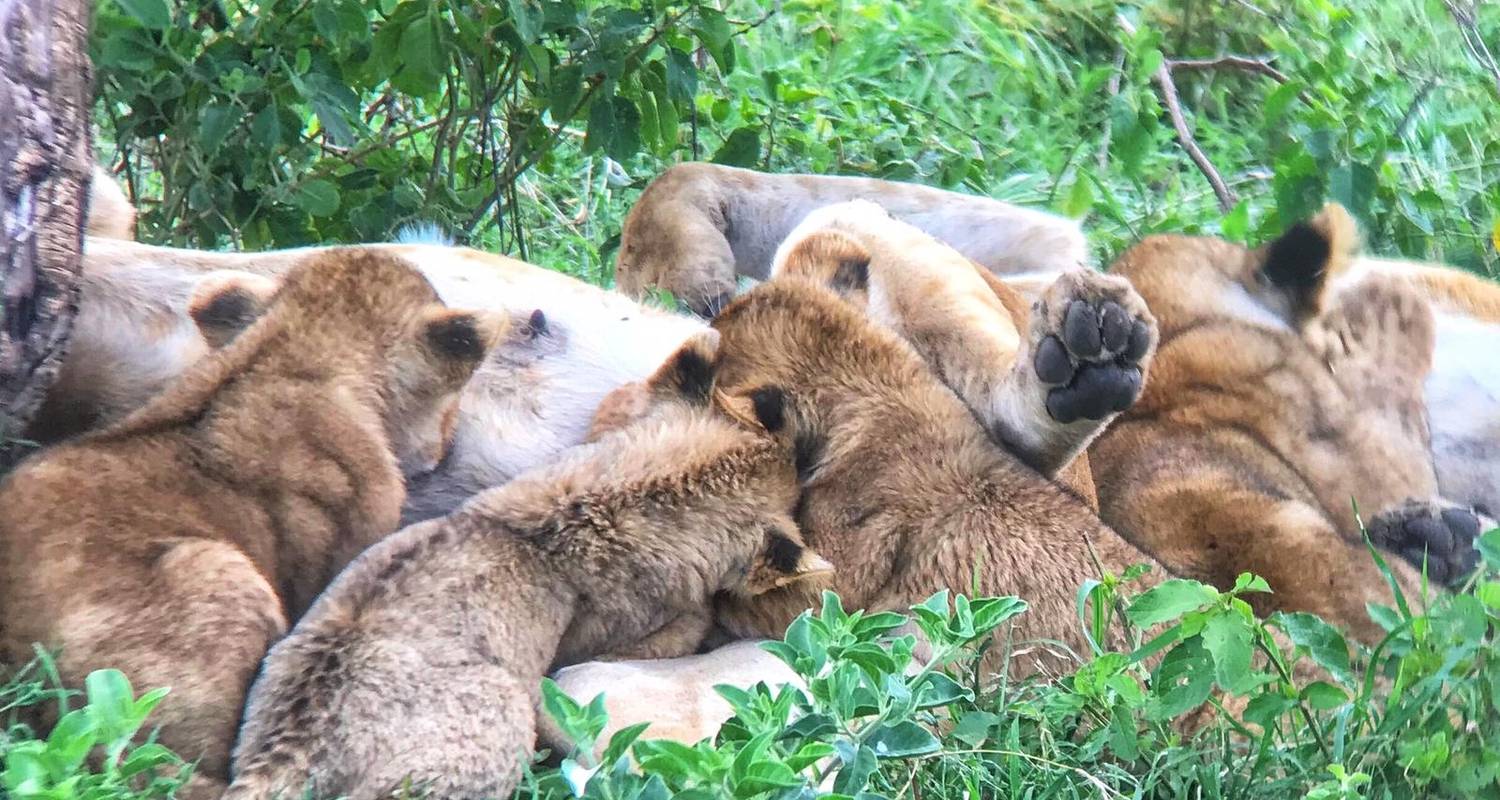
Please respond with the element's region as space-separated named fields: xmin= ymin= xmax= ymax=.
xmin=93 ymin=0 xmax=1500 ymax=280
xmin=6 ymin=530 xmax=1500 ymax=798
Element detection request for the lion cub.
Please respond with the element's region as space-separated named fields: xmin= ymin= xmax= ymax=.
xmin=225 ymin=332 xmax=831 ymax=800
xmin=771 ymin=200 xmax=1156 ymax=480
xmin=702 ymin=275 xmax=1163 ymax=674
xmin=0 ymin=250 xmax=501 ymax=797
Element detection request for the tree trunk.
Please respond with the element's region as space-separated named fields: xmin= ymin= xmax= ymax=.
xmin=0 ymin=0 xmax=93 ymax=468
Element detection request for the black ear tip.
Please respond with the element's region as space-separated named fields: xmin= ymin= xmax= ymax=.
xmin=832 ymin=255 xmax=870 ymax=293
xmin=427 ymin=314 xmax=485 ymax=361
xmin=672 ymin=346 xmax=716 ymax=401
xmin=1262 ymin=221 xmax=1331 ymax=290
xmin=765 ymin=530 xmax=803 ymax=573
xmin=194 ymin=287 xmax=257 ymax=328
xmin=749 ymin=386 xmax=787 ymax=433
xmin=527 ymin=308 xmax=549 ymax=336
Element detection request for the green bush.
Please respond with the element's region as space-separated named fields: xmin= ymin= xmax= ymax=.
xmin=0 ymin=658 xmax=187 ymax=800
xmin=94 ymin=0 xmax=1500 ymax=280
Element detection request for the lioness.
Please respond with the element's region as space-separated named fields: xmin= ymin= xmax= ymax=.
xmin=616 ymin=162 xmax=1089 ymax=315
xmin=225 ymin=333 xmax=830 ymax=800
xmin=0 ymin=250 xmax=501 ymax=797
xmin=1091 ymin=205 xmax=1492 ymax=644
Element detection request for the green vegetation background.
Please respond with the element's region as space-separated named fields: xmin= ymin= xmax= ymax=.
xmin=92 ymin=0 xmax=1500 ymax=280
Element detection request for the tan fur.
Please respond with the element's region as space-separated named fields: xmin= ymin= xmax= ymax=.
xmin=34 ymin=236 xmax=707 ymax=525
xmin=705 ymin=277 xmax=1162 ymax=675
xmin=615 ymin=162 xmax=1089 ymax=315
xmin=0 ymin=250 xmax=500 ymax=797
xmin=225 ymin=334 xmax=830 ymax=800
xmin=85 ymin=165 xmax=137 ymax=240
xmin=770 ymin=200 xmax=1157 ymax=482
xmin=1338 ymin=255 xmax=1500 ymax=323
xmin=1092 ymin=206 xmax=1488 ymax=644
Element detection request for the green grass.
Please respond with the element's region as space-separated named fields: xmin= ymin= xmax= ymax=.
xmin=7 ymin=530 xmax=1500 ymax=799
xmin=499 ymin=0 xmax=1500 ymax=282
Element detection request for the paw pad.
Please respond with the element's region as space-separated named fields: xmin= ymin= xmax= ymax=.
xmin=1369 ymin=502 xmax=1482 ymax=587
xmin=1036 ymin=297 xmax=1154 ymax=425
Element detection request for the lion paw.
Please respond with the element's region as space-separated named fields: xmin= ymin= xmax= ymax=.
xmin=1368 ymin=500 xmax=1484 ymax=587
xmin=1032 ymin=271 xmax=1157 ymax=424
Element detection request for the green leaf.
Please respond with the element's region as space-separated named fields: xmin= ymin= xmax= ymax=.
xmin=1060 ymin=171 xmax=1094 ymax=219
xmin=198 ymin=103 xmax=241 ymax=154
xmin=665 ymin=48 xmax=698 ymax=104
xmin=831 ymin=743 xmax=877 ymax=795
xmin=1243 ymin=693 xmax=1296 ymax=729
xmin=313 ymin=0 xmax=342 ymax=42
xmin=1301 ymin=681 xmax=1350 ymax=710
xmin=865 ymin=720 xmax=940 ymax=758
xmin=601 ymin=722 xmax=651 ymax=767
xmin=712 ymin=127 xmax=761 ymax=168
xmin=1202 ymin=613 xmax=1255 ymax=693
xmin=1126 ymin=579 xmax=1218 ymax=628
xmin=1329 ymin=163 xmax=1377 ymax=223
xmin=692 ymin=7 xmax=735 ymax=72
xmin=735 ymin=761 xmax=802 ymax=795
xmin=506 ymin=0 xmax=542 ymax=43
xmin=1263 ymin=80 xmax=1304 ymax=124
xmin=579 ymin=91 xmax=615 ymax=156
xmin=1149 ymin=636 xmax=1214 ymax=719
xmin=1221 ymin=200 xmax=1251 ymax=242
xmin=950 ymin=711 xmax=999 ymax=747
xmin=605 ymin=96 xmax=642 ymax=161
xmin=1273 ymin=612 xmax=1353 ymax=686
xmin=1477 ymin=528 xmax=1500 ymax=569
xmin=1366 ymin=602 xmax=1404 ymax=633
xmin=114 ymin=0 xmax=171 ymax=29
xmin=293 ymin=180 xmax=341 ymax=217
xmin=397 ymin=16 xmax=444 ymax=95
xmin=251 ymin=104 xmax=281 ymax=150
xmin=914 ymin=672 xmax=971 ymax=708
xmin=634 ymin=740 xmax=703 ymax=780
xmin=42 ymin=709 xmax=97 ymax=777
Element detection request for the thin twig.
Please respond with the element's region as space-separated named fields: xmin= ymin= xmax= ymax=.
xmin=1119 ymin=15 xmax=1238 ymax=213
xmin=1168 ymin=55 xmax=1288 ymax=84
xmin=1444 ymin=0 xmax=1500 ymax=94
xmin=1395 ymin=77 xmax=1439 ymax=141
xmin=1097 ymin=45 xmax=1125 ymax=171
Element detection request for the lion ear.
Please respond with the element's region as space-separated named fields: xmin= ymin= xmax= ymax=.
xmin=188 ymin=271 xmax=280 ymax=348
xmin=742 ymin=526 xmax=835 ymax=595
xmin=776 ymin=230 xmax=871 ymax=296
xmin=421 ymin=308 xmax=506 ymax=365
xmin=646 ymin=330 xmax=720 ymax=403
xmin=1255 ymin=203 xmax=1358 ymax=323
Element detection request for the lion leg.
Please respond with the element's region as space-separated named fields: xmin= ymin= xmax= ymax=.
xmin=988 ymin=270 xmax=1159 ymax=476
xmin=596 ymin=611 xmax=713 ymax=661
xmin=49 ymin=540 xmax=286 ymax=795
xmin=1124 ymin=486 xmax=1424 ymax=646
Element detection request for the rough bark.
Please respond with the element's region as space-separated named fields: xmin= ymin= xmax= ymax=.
xmin=0 ymin=0 xmax=93 ymax=467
